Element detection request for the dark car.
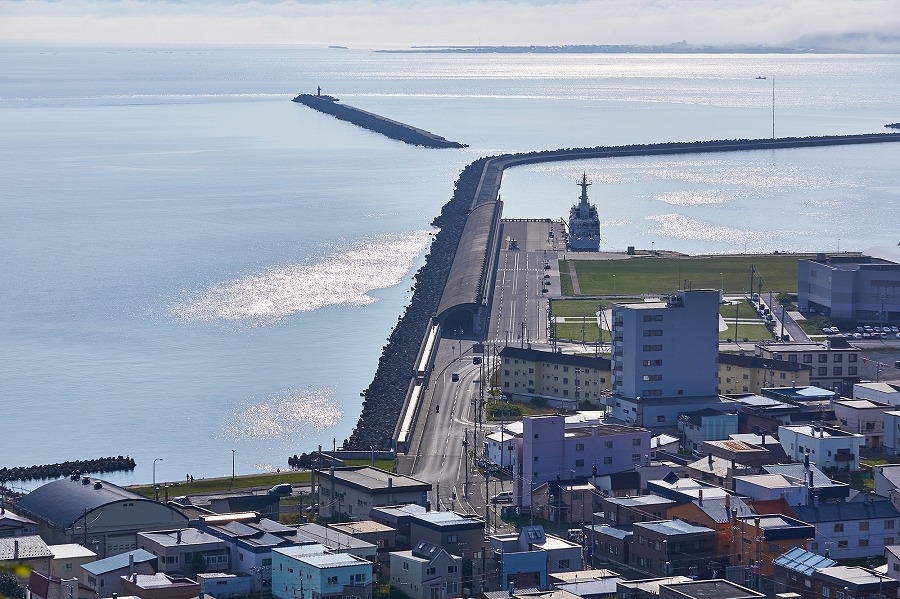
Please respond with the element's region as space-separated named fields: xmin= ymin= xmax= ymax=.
xmin=267 ymin=483 xmax=292 ymax=496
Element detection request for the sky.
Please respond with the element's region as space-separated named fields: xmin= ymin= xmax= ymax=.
xmin=0 ymin=0 xmax=898 ymax=48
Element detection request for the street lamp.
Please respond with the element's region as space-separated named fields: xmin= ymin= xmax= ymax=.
xmin=231 ymin=449 xmax=236 ymax=481
xmin=370 ymin=446 xmax=375 ymax=468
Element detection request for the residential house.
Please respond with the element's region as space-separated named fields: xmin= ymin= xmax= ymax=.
xmin=702 ymin=438 xmax=771 ymax=468
xmin=628 ymin=520 xmax=716 ymax=579
xmin=678 ymin=408 xmax=739 ymax=453
xmin=119 ymin=572 xmax=200 ymax=599
xmin=832 ymin=398 xmax=893 ymax=449
xmin=685 ymin=455 xmax=753 ymax=489
xmin=771 ymin=546 xmax=837 ymax=599
xmin=874 ymin=464 xmax=900 ymax=510
xmin=407 ymin=510 xmax=484 ymax=585
xmin=717 ymin=352 xmax=812 ymax=395
xmin=314 ymin=467 xmax=431 ymax=520
xmin=886 ymin=544 xmax=900 ymax=583
xmin=137 ymin=529 xmax=230 ymax=576
xmin=47 ymin=544 xmax=97 ymax=579
xmin=0 ymin=508 xmax=38 ymax=538
xmin=616 ymin=576 xmax=693 ymax=599
xmin=295 ymin=522 xmax=377 ymax=562
xmin=14 ymin=477 xmax=188 ymax=558
xmin=272 ymin=546 xmax=373 ymax=599
xmin=665 ymin=495 xmax=753 ymax=560
xmin=530 ymin=481 xmax=594 ymax=526
xmin=812 ymin=566 xmax=898 ymax=599
xmin=485 ymin=429 xmax=516 ymax=472
xmin=730 ymin=515 xmax=816 ymax=595
xmin=389 ymin=540 xmax=462 ymax=599
xmin=778 ymin=424 xmax=865 ymax=470
xmin=489 ymin=526 xmax=582 ymax=591
xmin=759 ymin=462 xmax=850 ymax=504
xmin=591 ymin=471 xmax=642 ymax=499
xmin=195 ymin=572 xmax=252 ymax=599
xmin=26 ymin=571 xmax=94 ymax=599
xmin=884 ymin=411 xmax=900 ymax=457
xmin=794 ymin=499 xmax=900 ymax=559
xmin=583 ymin=526 xmax=630 ymax=569
xmin=369 ymin=504 xmax=428 ymax=551
xmin=595 ymin=495 xmax=676 ymax=528
xmin=513 ymin=415 xmax=651 ymax=507
xmin=328 ymin=520 xmax=396 ymax=574
xmin=657 ymin=579 xmax=764 ymax=599
xmin=0 ymin=535 xmax=53 ymax=581
xmin=80 ymin=550 xmax=158 ymax=598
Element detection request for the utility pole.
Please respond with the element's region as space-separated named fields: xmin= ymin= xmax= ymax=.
xmin=463 ymin=429 xmax=469 ymax=498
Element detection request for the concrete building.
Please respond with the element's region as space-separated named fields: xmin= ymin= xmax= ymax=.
xmin=498 ymin=346 xmax=611 ymax=407
xmin=137 ymin=529 xmax=230 ymax=576
xmin=730 ymin=514 xmax=816 ymax=594
xmin=489 ymin=526 xmax=582 ymax=591
xmin=14 ymin=477 xmax=188 ymax=558
xmin=812 ymin=565 xmax=898 ymax=599
xmin=195 ymin=572 xmax=252 ymax=599
xmin=657 ymin=579 xmax=764 ymax=599
xmin=778 ymin=424 xmax=865 ymax=470
xmin=407 ymin=511 xmax=484 ymax=571
xmin=48 ymin=544 xmax=97 ymax=579
xmin=794 ymin=499 xmax=900 ymax=560
xmin=80 ymin=550 xmax=158 ymax=597
xmin=389 ymin=540 xmax=462 ymax=599
xmin=513 ymin=415 xmax=650 ymax=507
xmin=798 ymin=251 xmax=900 ymax=323
xmin=628 ymin=520 xmax=716 ymax=579
xmin=832 ymin=398 xmax=893 ymax=449
xmin=119 ymin=572 xmax=200 ymax=599
xmin=717 ymin=352 xmax=813 ymax=395
xmin=596 ymin=495 xmax=676 ymax=528
xmin=677 ymin=408 xmax=738 ymax=453
xmin=315 ymin=467 xmax=431 ymax=520
xmin=854 ymin=382 xmax=900 ymax=404
xmin=295 ymin=522 xmax=377 ymax=562
xmin=271 ymin=549 xmax=372 ymax=599
xmin=755 ymin=339 xmax=861 ymax=395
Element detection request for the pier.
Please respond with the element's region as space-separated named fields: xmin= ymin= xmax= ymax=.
xmin=292 ymin=93 xmax=468 ymax=148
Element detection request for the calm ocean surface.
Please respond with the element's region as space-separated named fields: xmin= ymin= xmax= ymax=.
xmin=2 ymin=46 xmax=898 ymax=488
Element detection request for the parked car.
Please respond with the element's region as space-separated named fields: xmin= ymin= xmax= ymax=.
xmin=891 ymin=326 xmax=899 ymax=333
xmin=857 ymin=326 xmax=865 ymax=333
xmin=491 ymin=491 xmax=513 ymax=503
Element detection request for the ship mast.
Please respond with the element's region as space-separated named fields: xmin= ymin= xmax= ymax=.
xmin=578 ymin=172 xmax=592 ymax=206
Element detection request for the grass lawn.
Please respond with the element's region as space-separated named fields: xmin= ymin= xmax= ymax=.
xmin=558 ymin=263 xmax=574 ymax=296
xmin=343 ymin=459 xmax=396 ymax=472
xmin=719 ymin=323 xmax=775 ymax=341
xmin=129 ymin=471 xmax=312 ymax=498
xmin=567 ymin=255 xmax=801 ymax=296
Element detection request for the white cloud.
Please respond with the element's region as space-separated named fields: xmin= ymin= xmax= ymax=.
xmin=0 ymin=0 xmax=897 ymax=47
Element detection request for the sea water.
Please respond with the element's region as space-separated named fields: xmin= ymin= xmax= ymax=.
xmin=1 ymin=46 xmax=898 ymax=488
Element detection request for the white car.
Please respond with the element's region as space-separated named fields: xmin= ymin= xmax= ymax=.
xmin=490 ymin=491 xmax=513 ymax=503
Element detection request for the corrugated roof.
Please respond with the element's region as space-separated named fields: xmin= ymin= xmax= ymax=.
xmin=0 ymin=535 xmax=52 ymax=560
xmin=795 ymin=500 xmax=900 ymax=523
xmin=16 ymin=478 xmax=145 ymax=528
xmin=82 ymin=549 xmax=157 ymax=575
xmin=635 ymin=519 xmax=714 ymax=536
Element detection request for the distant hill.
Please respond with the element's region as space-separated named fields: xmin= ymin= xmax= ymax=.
xmin=788 ymin=32 xmax=900 ymax=53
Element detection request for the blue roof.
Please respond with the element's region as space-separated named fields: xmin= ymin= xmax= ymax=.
xmin=82 ymin=549 xmax=157 ymax=575
xmin=794 ymin=500 xmax=900 ymax=523
xmin=773 ymin=546 xmax=836 ymax=575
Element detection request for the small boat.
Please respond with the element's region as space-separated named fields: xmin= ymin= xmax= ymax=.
xmin=756 ymin=76 xmax=767 ymax=80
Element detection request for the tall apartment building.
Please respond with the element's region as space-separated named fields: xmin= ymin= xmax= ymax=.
xmin=607 ymin=290 xmax=725 ymax=428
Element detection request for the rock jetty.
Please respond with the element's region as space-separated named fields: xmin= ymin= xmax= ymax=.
xmin=0 ymin=456 xmax=136 ymax=483
xmin=292 ymin=94 xmax=467 ymax=148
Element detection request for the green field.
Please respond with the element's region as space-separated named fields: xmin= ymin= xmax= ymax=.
xmin=129 ymin=471 xmax=312 ymax=499
xmin=565 ymin=255 xmax=802 ymax=296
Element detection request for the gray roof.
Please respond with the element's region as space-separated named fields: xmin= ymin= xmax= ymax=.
xmin=138 ymin=529 xmax=223 ymax=547
xmin=82 ymin=549 xmax=157 ymax=575
xmin=16 ymin=478 xmax=147 ymax=528
xmin=0 ymin=535 xmax=52 ymax=560
xmin=773 ymin=546 xmax=836 ymax=575
xmin=585 ymin=525 xmax=632 ymax=540
xmin=761 ymin=463 xmax=834 ymax=488
xmin=635 ymin=519 xmax=715 ymax=536
xmin=794 ymin=500 xmax=900 ymax=523
xmin=295 ymin=523 xmax=375 ymax=551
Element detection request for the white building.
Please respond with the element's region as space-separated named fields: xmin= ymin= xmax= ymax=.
xmin=778 ymin=424 xmax=865 ymax=470
xmin=854 ymin=382 xmax=900 ymax=404
xmin=389 ymin=541 xmax=462 ymax=599
xmin=831 ymin=398 xmax=893 ymax=449
xmin=485 ymin=429 xmax=516 ymax=471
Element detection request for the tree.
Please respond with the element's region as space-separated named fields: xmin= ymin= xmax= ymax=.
xmin=0 ymin=573 xmax=26 ymax=599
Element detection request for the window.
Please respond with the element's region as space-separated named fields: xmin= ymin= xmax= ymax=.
xmin=819 ymin=367 xmax=828 ymax=376
xmin=886 ymin=537 xmax=895 ymax=546
xmin=834 ymin=523 xmax=844 ymax=532
xmin=447 ymin=565 xmax=457 ymax=573
xmin=849 ymin=366 xmax=857 ymax=375
xmin=558 ymin=559 xmax=570 ymax=569
xmin=327 ymin=576 xmax=338 ymax=585
xmin=860 ymin=521 xmax=870 ymax=531
xmin=427 ymin=568 xmax=435 ymax=575
xmin=803 ymin=354 xmax=813 ymax=363
xmin=859 ymin=539 xmax=869 ymax=547
xmin=834 ymin=354 xmax=843 ymax=363
xmin=838 ymin=540 xmax=849 ymax=548
xmin=633 ymin=438 xmax=642 ymax=446
xmin=833 ymin=367 xmax=842 ymax=376
xmin=849 ymin=354 xmax=857 ymax=362
xmin=769 ymin=543 xmax=779 ymax=552
xmin=603 ymin=457 xmax=613 ymax=464
xmin=604 ymin=441 xmax=613 ymax=449
xmin=819 ymin=354 xmax=828 ymax=363
xmin=657 ymin=415 xmax=666 ymax=423
xmin=886 ymin=520 xmax=896 ymax=529
xmin=575 ymin=459 xmax=584 ymax=467
xmin=447 ymin=534 xmax=458 ymax=543
xmin=576 ymin=443 xmax=584 ymax=451
xmin=403 ymin=563 xmax=409 ymax=571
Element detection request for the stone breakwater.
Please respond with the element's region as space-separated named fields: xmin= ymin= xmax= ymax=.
xmin=345 ymin=158 xmax=488 ymax=450
xmin=292 ymin=94 xmax=468 ymax=149
xmin=0 ymin=456 xmax=136 ymax=483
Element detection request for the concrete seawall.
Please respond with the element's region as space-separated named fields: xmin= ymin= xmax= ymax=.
xmin=293 ymin=94 xmax=468 ymax=149
xmin=345 ymin=132 xmax=900 ymax=451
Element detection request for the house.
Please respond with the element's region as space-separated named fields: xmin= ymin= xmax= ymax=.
xmin=685 ymin=455 xmax=754 ymax=489
xmin=0 ymin=535 xmax=54 ymax=581
xmin=794 ymin=499 xmax=900 ymax=559
xmin=485 ymin=429 xmax=516 ymax=471
xmin=195 ymin=572 xmax=253 ymax=599
xmin=812 ymin=565 xmax=898 ymax=599
xmin=369 ymin=504 xmax=428 ymax=550
xmin=513 ymin=415 xmax=651 ymax=507
xmin=883 ymin=411 xmax=900 ymax=457
xmin=886 ymin=544 xmax=900 ymax=583
xmin=328 ymin=520 xmax=396 ymax=573
xmin=702 ymin=438 xmax=771 ymax=468
xmin=627 ymin=520 xmax=716 ymax=579
xmin=583 ymin=526 xmax=631 ymax=569
xmin=729 ymin=514 xmax=816 ymax=595
xmin=717 ymin=352 xmax=812 ymax=395
xmin=758 ymin=463 xmax=850 ymax=503
xmin=530 ymin=481 xmax=594 ymax=526
xmin=646 ymin=475 xmax=731 ymax=505
xmin=596 ymin=495 xmax=676 ymax=528
xmin=48 ymin=544 xmax=97 ymax=579
xmin=677 ymin=408 xmax=739 ymax=453
xmin=80 ymin=550 xmax=158 ymax=597
xmin=854 ymin=382 xmax=900 ymax=404
xmin=591 ymin=471 xmax=642 ymax=499
xmin=119 ymin=572 xmax=200 ymax=599
xmin=195 ymin=512 xmax=309 ymax=592
xmin=406 ymin=510 xmax=484 ymax=584
xmin=314 ymin=467 xmax=431 ymax=520
xmin=756 ymin=339 xmax=861 ymax=396
xmin=489 ymin=526 xmax=582 ymax=591
xmin=0 ymin=507 xmax=38 ymax=537
xmin=296 ymin=522 xmax=377 ymax=562
xmin=732 ymin=474 xmax=809 ymax=505
xmin=497 ymin=346 xmax=612 ymax=407
xmin=874 ymin=464 xmax=900 ymax=509
xmin=26 ymin=571 xmax=95 ymax=599
xmin=271 ymin=548 xmax=373 ymax=599
xmin=389 ymin=540 xmax=462 ymax=599
xmin=778 ymin=424 xmax=865 ymax=470
xmin=665 ymin=495 xmax=753 ymax=559
xmin=771 ymin=546 xmax=836 ymax=599
xmin=832 ymin=398 xmax=893 ymax=449
xmin=616 ymin=576 xmax=694 ymax=599
xmin=14 ymin=477 xmax=188 ymax=558
xmin=137 ymin=529 xmax=230 ymax=576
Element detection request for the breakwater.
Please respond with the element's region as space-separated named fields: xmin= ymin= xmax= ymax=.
xmin=292 ymin=94 xmax=468 ymax=149
xmin=345 ymin=132 xmax=900 ymax=451
xmin=0 ymin=456 xmax=136 ymax=483
xmin=345 ymin=158 xmax=488 ymax=450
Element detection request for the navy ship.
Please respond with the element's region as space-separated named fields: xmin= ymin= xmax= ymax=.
xmin=566 ymin=173 xmax=601 ymax=251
